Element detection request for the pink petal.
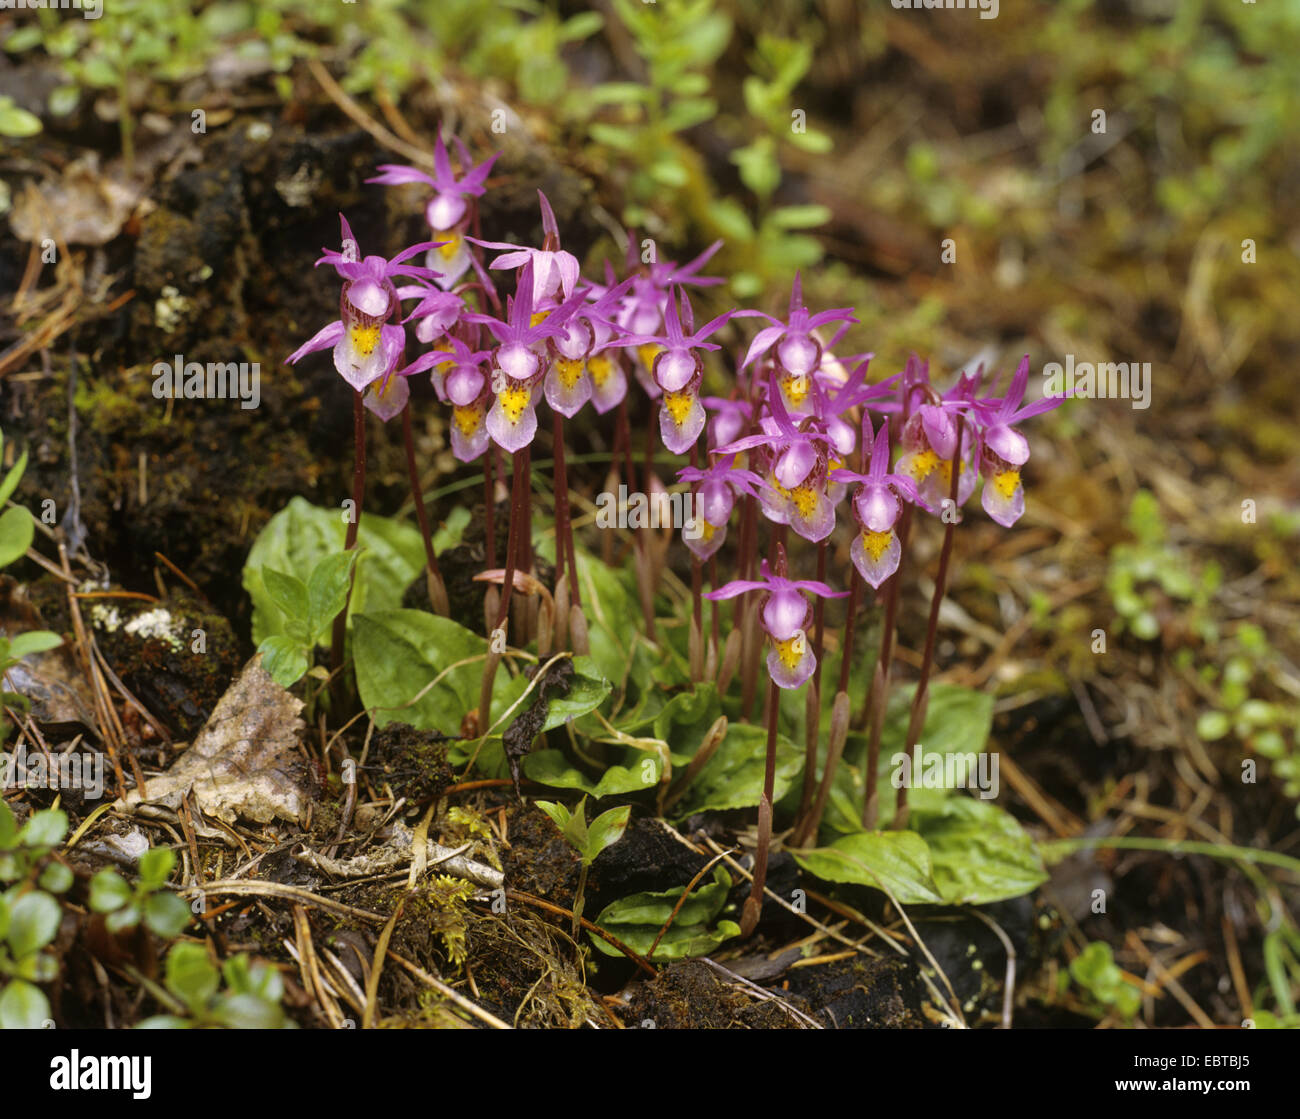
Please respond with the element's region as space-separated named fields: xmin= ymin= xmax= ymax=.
xmin=656 ymin=349 xmax=697 ymax=393
xmin=287 ymin=320 xmax=345 ymax=364
xmin=775 ymin=442 xmax=817 ymax=490
xmin=427 ymin=193 xmax=466 ymax=231
xmin=983 ymin=423 xmax=1030 ymax=467
xmin=762 ymin=587 xmax=808 ymax=642
xmin=363 ymin=373 xmax=410 ymax=422
xmin=659 ymin=394 xmax=706 ymax=455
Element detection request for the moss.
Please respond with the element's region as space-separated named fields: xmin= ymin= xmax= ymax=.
xmin=366 ymin=723 xmax=454 ymax=802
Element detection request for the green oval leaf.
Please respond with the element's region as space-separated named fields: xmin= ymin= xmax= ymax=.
xmin=911 ymin=796 xmax=1048 ymax=904
xmin=7 ymin=891 xmax=61 ymax=956
xmin=0 ymin=980 xmax=51 ymax=1029
xmin=243 ymin=498 xmax=425 ymax=645
xmin=792 ymin=830 xmax=943 ymax=905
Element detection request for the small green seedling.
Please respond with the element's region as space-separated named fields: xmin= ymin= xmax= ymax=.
xmin=0 ymin=426 xmax=64 ymax=745
xmin=0 ymin=95 xmax=41 ymax=139
xmin=0 ymin=428 xmax=64 ymax=741
xmin=535 ymin=796 xmax=630 ymax=936
xmin=0 ymin=803 xmax=72 ymax=1028
xmin=1068 ymin=941 xmax=1142 ymax=1021
xmin=0 ymin=427 xmax=38 ymax=569
xmin=256 ymin=549 xmax=359 ymax=688
xmin=138 ymin=941 xmax=294 ymax=1029
xmin=88 ymin=846 xmax=190 ymax=939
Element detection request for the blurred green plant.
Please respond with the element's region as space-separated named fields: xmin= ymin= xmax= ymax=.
xmin=0 ymin=428 xmax=63 ymax=746
xmin=1066 ymin=940 xmax=1142 ymax=1022
xmin=88 ymin=847 xmax=191 ymax=940
xmin=1038 ymin=0 xmax=1300 ymax=226
xmin=5 ymin=0 xmax=248 ymax=170
xmin=256 ymin=550 xmax=358 ymax=690
xmin=0 ymin=95 xmax=41 ymax=138
xmin=585 ymin=0 xmax=731 ymax=225
xmin=138 ymin=941 xmax=294 ymax=1028
xmin=1195 ymin=621 xmax=1300 ymax=814
xmin=0 ymin=803 xmax=71 ymax=1029
xmin=1106 ymin=490 xmax=1219 ymax=643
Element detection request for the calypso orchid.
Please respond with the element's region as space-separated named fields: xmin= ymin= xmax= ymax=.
xmin=545 ymin=274 xmax=635 ymax=418
xmin=368 ymin=133 xmax=499 ymax=288
xmin=832 ymin=418 xmax=920 ymax=588
xmin=970 ymin=354 xmax=1066 ymax=527
xmin=675 ymin=455 xmax=763 ymax=560
xmin=742 ymin=272 xmax=857 ymax=416
xmin=420 ymin=336 xmax=495 ymax=461
xmin=286 ymin=215 xmax=441 ymax=392
xmin=706 ymin=557 xmax=847 ymax=689
xmin=614 ymin=239 xmax=726 ymax=398
xmin=621 ymin=286 xmax=742 ymax=455
xmin=717 ymin=370 xmax=839 ymax=541
xmin=891 ymin=365 xmax=980 ymax=515
xmin=466 ymin=260 xmax=586 ymax=452
xmin=471 ymin=191 xmax=581 ymax=306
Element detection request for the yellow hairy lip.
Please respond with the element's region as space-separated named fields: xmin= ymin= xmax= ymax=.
xmin=663 ymin=389 xmax=694 ymax=426
xmin=433 ymin=230 xmax=461 ymax=261
xmin=588 ymin=354 xmax=613 ymax=387
xmin=498 ymin=382 xmax=531 ymax=422
xmin=791 ymin=484 xmax=819 ymax=519
xmin=993 ymin=469 xmax=1020 ymax=499
xmin=554 ymin=357 xmax=584 ymax=391
xmin=772 ymin=634 xmax=804 ymax=671
xmin=861 ymin=529 xmax=892 ymax=561
xmin=349 ymin=324 xmax=381 ymax=358
xmin=452 ymin=405 xmax=482 ymax=436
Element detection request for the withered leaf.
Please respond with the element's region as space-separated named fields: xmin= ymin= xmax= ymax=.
xmin=118 ymin=654 xmax=308 ymax=825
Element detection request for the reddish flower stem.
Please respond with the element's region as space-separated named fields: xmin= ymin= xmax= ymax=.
xmin=740 ymin=675 xmax=780 ymax=938
xmin=895 ymin=413 xmax=965 ymax=831
xmin=708 ymin=554 xmax=720 ymax=653
xmin=402 ymin=403 xmax=448 ymax=615
xmin=484 ymin=447 xmax=496 ymax=570
xmin=688 ymin=442 xmax=703 ymax=671
xmin=794 ymin=565 xmax=861 ymax=846
xmin=479 ymin=447 xmax=528 ymax=729
xmin=552 ymin=409 xmax=581 ymax=607
xmin=617 ymin=398 xmax=655 ymax=639
xmin=738 ymin=492 xmax=759 ymax=720
xmin=796 ymin=539 xmax=828 ymax=825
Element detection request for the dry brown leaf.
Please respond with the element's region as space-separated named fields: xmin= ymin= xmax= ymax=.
xmin=10 ymin=156 xmax=150 ymax=247
xmin=118 ymin=654 xmax=308 ymax=825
